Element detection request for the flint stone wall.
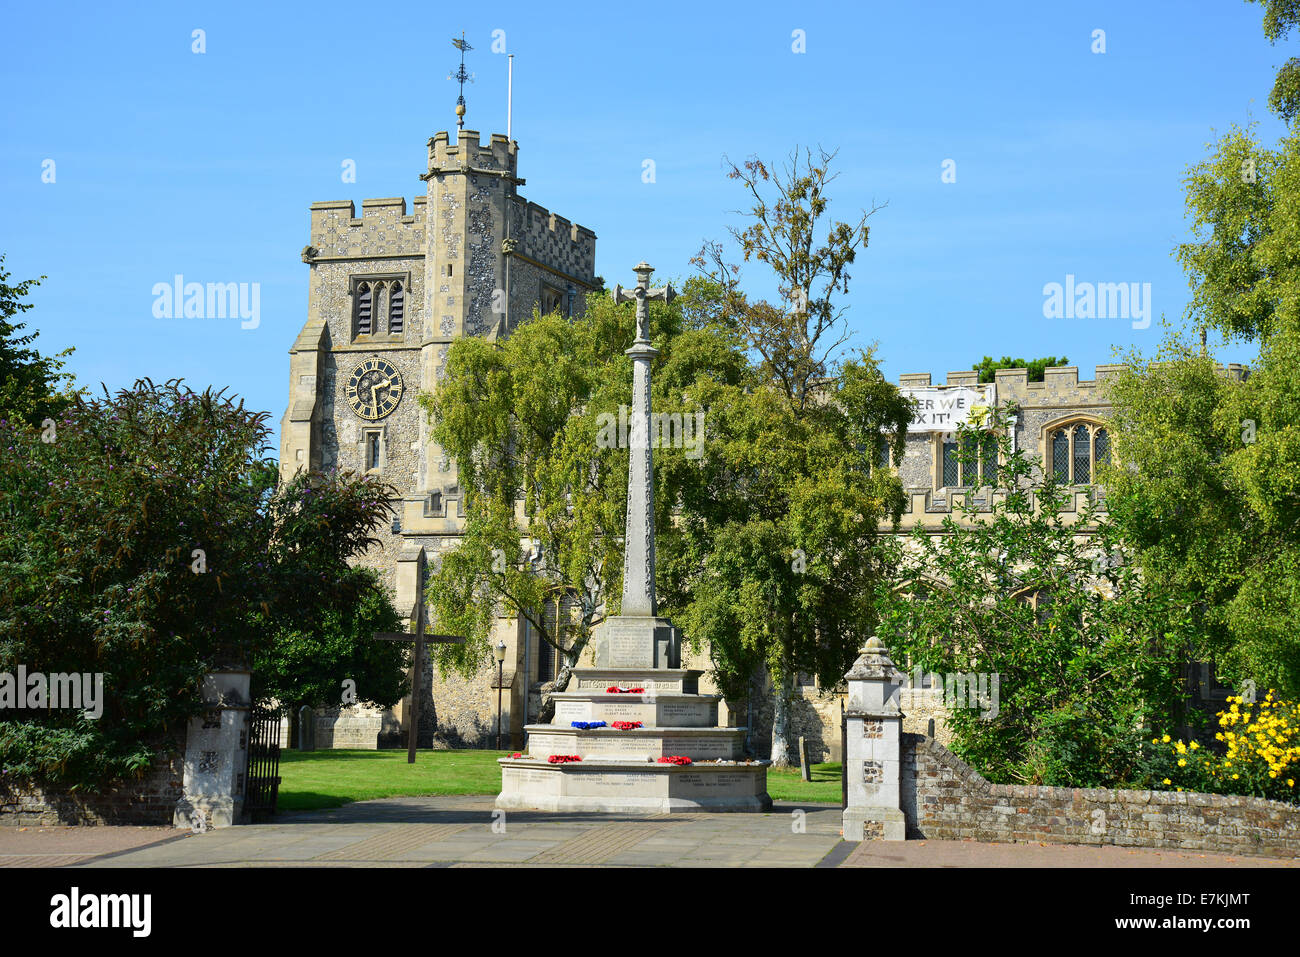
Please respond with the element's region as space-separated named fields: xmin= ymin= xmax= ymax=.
xmin=0 ymin=750 xmax=184 ymax=826
xmin=903 ymin=732 xmax=1300 ymax=859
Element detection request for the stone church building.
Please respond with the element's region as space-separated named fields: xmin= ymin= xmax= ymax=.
xmin=279 ymin=124 xmax=1229 ymax=758
xmin=280 ymin=126 xmax=602 ymax=749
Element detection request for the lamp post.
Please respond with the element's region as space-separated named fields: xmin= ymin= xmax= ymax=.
xmin=494 ymin=639 xmax=507 ymax=750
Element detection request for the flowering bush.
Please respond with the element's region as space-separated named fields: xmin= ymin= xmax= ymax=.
xmin=611 ymin=721 xmax=643 ymax=730
xmin=1156 ymin=693 xmax=1298 ymax=803
xmin=657 ymin=755 xmax=691 ymax=765
xmin=547 ymin=754 xmax=582 ymax=764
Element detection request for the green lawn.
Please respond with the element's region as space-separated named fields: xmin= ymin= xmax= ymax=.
xmin=767 ymin=762 xmax=842 ymax=804
xmin=278 ymin=749 xmax=513 ymax=811
xmin=277 ymin=749 xmax=842 ymax=812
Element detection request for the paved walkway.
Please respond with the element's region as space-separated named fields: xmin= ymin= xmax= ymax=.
xmin=2 ymin=797 xmax=1295 ymax=867
xmin=0 ymin=824 xmax=176 ymax=868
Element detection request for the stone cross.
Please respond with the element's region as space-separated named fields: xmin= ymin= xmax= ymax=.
xmin=611 ymin=262 xmax=674 ymax=617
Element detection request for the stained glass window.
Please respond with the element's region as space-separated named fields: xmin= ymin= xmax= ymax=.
xmin=1073 ymin=424 xmax=1091 ymax=484
xmin=1052 ymin=430 xmax=1069 ymax=482
xmin=1094 ymin=427 xmax=1110 ymax=467
xmin=942 ymin=435 xmax=959 ymax=487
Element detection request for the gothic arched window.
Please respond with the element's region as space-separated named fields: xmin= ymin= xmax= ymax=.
xmin=1047 ymin=420 xmax=1111 ymax=484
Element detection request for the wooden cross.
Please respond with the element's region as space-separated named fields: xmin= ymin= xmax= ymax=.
xmin=372 ymin=550 xmax=465 ymax=764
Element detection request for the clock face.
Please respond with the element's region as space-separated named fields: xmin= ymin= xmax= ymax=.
xmin=347 ymin=357 xmax=403 ymax=421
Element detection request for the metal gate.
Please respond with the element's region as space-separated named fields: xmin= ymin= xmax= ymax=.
xmin=245 ymin=705 xmax=282 ymax=820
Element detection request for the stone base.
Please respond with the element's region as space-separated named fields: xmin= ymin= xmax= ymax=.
xmin=843 ymin=805 xmax=906 ymax=842
xmin=526 ymin=725 xmax=746 ymax=760
xmin=173 ymin=797 xmax=242 ymax=830
xmin=497 ymin=758 xmax=771 ymax=814
xmin=591 ymin=616 xmax=680 ymax=669
xmin=550 ymin=692 xmax=720 ymax=728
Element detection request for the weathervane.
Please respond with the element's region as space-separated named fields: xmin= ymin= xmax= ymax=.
xmin=449 ymin=32 xmax=474 ymax=130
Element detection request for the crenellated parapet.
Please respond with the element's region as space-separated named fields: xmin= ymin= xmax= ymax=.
xmin=898 ymin=363 xmax=1248 ymax=403
xmin=508 ymin=197 xmax=597 ymax=285
xmin=307 ymin=197 xmax=426 ymax=260
xmin=426 ymin=130 xmax=517 ymax=179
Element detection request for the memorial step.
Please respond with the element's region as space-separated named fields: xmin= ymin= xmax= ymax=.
xmin=567 ymin=668 xmax=703 ymax=695
xmin=497 ymin=757 xmax=771 ymax=814
xmin=525 ymin=725 xmax=747 ymax=761
xmin=550 ymin=692 xmax=719 ymax=728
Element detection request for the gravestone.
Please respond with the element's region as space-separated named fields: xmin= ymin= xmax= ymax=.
xmin=496 ymin=263 xmax=771 ymax=813
xmin=298 ymin=705 xmax=316 ymax=751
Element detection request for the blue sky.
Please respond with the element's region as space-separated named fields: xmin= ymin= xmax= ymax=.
xmin=1 ymin=0 xmax=1289 ymax=456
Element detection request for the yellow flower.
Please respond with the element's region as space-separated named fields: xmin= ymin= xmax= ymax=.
xmin=1152 ymin=738 xmax=1159 ymax=745
xmin=1161 ymin=734 xmax=1171 ymax=743
xmin=1232 ymin=773 xmax=1239 ymax=780
xmin=1175 ymin=741 xmax=1187 ymax=754
xmin=1162 ymin=778 xmax=1171 ymax=785
xmin=1189 ymin=741 xmax=1200 ymax=750
xmin=1177 ymin=758 xmax=1187 ymax=767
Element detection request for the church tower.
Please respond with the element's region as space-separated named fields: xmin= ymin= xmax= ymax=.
xmin=280 ymin=125 xmax=598 ymax=746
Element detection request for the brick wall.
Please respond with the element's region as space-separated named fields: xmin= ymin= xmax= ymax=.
xmin=902 ymin=733 xmax=1300 ymax=859
xmin=0 ymin=750 xmax=184 ymax=826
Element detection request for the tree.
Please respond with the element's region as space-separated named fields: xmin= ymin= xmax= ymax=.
xmin=972 ymin=356 xmax=1069 ymax=384
xmin=874 ymin=411 xmax=1195 ymax=787
xmin=0 ymin=379 xmax=401 ymax=786
xmin=1248 ymin=0 xmax=1300 ymax=123
xmin=250 ymin=566 xmax=406 ymax=733
xmin=1103 ymin=123 xmax=1300 ymax=699
xmin=676 ymin=147 xmax=911 ymax=766
xmin=419 ymin=284 xmax=745 ymax=699
xmin=0 ymin=253 xmax=79 ymax=427
xmin=700 ymin=146 xmax=885 ymax=414
xmin=666 ymin=349 xmax=910 ymax=765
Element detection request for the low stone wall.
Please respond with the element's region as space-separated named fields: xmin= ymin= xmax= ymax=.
xmin=0 ymin=751 xmax=184 ymax=826
xmin=901 ymin=733 xmax=1300 ymax=859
